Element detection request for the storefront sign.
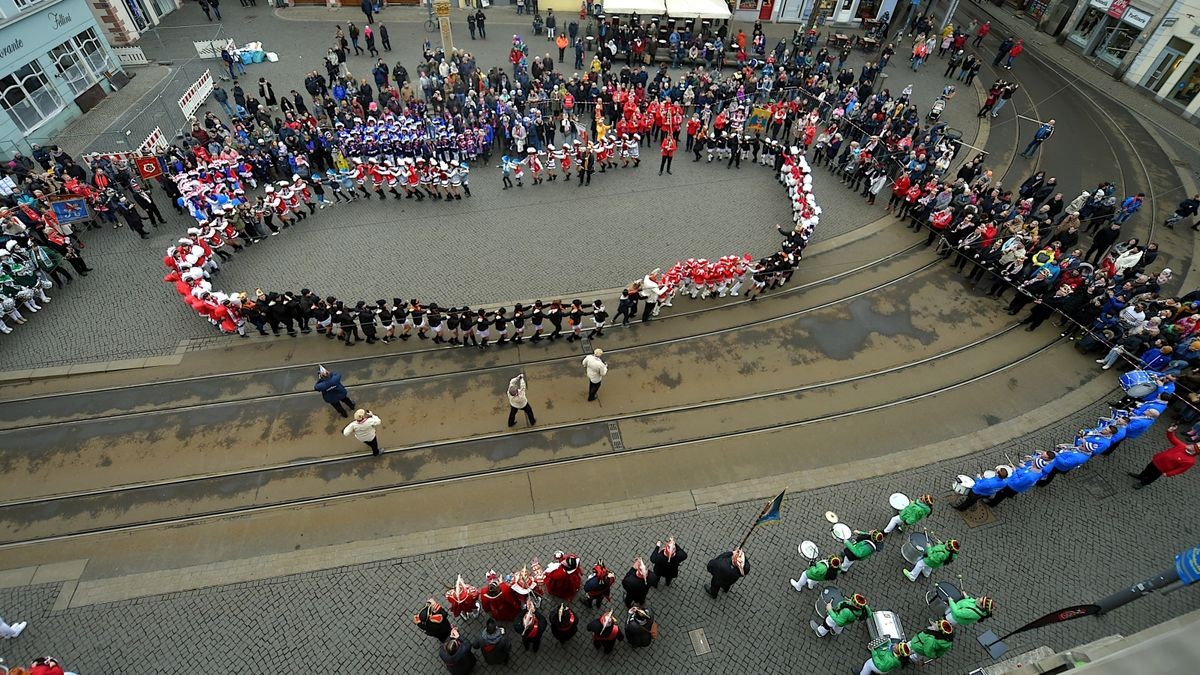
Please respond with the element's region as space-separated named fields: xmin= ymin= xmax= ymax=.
xmin=0 ymin=38 xmax=24 ymax=61
xmin=47 ymin=11 xmax=75 ymax=30
xmin=1106 ymin=0 xmax=1128 ymax=19
xmin=1121 ymin=6 xmax=1152 ymax=29
xmin=1087 ymin=0 xmax=1110 ymax=9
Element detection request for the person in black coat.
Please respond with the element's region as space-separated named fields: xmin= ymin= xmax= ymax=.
xmin=625 ymin=605 xmax=656 ymax=648
xmin=586 ymin=610 xmax=623 ymax=653
xmin=473 ymin=619 xmax=511 ymax=664
xmin=414 ymin=599 xmax=453 ymax=641
xmin=704 ymin=548 xmax=748 ymax=599
xmin=438 ymin=637 xmax=476 ymax=674
xmin=649 ymin=537 xmax=687 ymax=587
xmin=515 ymin=604 xmax=546 ymax=652
xmin=621 ymin=558 xmax=653 ymax=608
xmin=549 ymin=603 xmax=577 ymax=645
xmin=1006 ymin=269 xmax=1055 ymax=316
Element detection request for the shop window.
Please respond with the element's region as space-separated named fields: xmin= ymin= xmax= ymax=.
xmin=0 ymin=61 xmax=65 ymax=133
xmin=1069 ymin=8 xmax=1106 ymax=47
xmin=1172 ymin=60 xmax=1200 ymax=107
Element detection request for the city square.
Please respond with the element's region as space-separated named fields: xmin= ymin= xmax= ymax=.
xmin=1 ymin=0 xmax=1199 ymax=673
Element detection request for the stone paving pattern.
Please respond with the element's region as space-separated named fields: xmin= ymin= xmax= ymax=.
xmin=2 ymin=399 xmax=1198 ymax=673
xmin=0 ymin=5 xmax=978 ymax=371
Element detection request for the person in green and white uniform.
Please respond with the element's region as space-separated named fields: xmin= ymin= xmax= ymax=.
xmin=789 ymin=554 xmax=841 ymax=592
xmin=883 ymin=494 xmax=933 ymax=534
xmin=811 ymin=592 xmax=871 ymax=638
xmin=858 ymin=641 xmax=912 ymax=675
xmin=906 ymin=619 xmax=955 ymax=664
xmin=840 ymin=530 xmax=884 ymax=572
xmin=904 ymin=538 xmax=960 ymax=581
xmin=946 ymin=594 xmax=994 ymax=626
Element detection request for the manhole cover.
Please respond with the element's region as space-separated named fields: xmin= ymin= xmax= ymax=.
xmin=688 ymin=628 xmax=711 ymax=655
xmin=955 ymin=495 xmax=996 ymax=529
xmin=1075 ymin=471 xmax=1116 ymax=500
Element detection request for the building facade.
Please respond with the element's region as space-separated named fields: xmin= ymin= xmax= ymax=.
xmin=0 ymin=0 xmax=124 ymax=151
xmin=86 ymin=0 xmax=181 ymax=47
xmin=1121 ymin=0 xmax=1200 ymax=119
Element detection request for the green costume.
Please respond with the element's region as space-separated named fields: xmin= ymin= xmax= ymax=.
xmin=948 ymin=596 xmax=990 ymax=626
xmin=844 ymin=536 xmax=877 ymax=560
xmin=899 ymin=500 xmax=931 ymax=526
xmin=805 ymin=560 xmax=836 ymax=582
xmin=923 ymin=543 xmax=956 ymax=568
xmin=828 ymin=600 xmax=871 ymax=627
xmin=910 ymin=630 xmax=953 ymax=659
xmin=869 ymin=645 xmax=904 ymax=672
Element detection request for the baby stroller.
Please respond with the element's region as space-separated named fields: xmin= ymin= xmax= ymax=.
xmin=927 ymin=86 xmax=954 ymax=121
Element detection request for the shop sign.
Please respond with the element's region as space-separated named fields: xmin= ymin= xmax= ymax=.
xmin=1107 ymin=0 xmax=1128 ymax=19
xmin=1088 ymin=0 xmax=1111 ymax=10
xmin=1121 ymin=6 xmax=1152 ymax=29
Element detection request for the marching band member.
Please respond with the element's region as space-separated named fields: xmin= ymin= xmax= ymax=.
xmin=883 ymin=494 xmax=933 ymax=534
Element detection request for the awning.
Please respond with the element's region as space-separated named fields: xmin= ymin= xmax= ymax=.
xmin=665 ymin=0 xmax=732 ymax=19
xmin=602 ymin=0 xmax=667 ymax=14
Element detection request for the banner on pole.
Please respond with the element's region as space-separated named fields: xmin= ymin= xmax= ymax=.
xmin=997 ymin=604 xmax=1102 ymax=641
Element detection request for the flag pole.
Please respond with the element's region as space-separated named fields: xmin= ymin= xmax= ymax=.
xmin=736 ymin=510 xmax=761 ymax=551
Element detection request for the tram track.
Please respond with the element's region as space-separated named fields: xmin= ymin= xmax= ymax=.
xmin=0 ymin=240 xmax=930 ymax=429
xmin=0 ymin=326 xmax=1058 ymax=549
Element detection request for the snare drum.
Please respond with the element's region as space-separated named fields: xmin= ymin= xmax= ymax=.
xmin=901 ymin=532 xmax=929 ymax=565
xmin=831 ymin=523 xmax=852 ymax=541
xmin=953 ymin=475 xmax=975 ymax=495
xmin=1119 ymin=370 xmax=1158 ymax=399
xmin=799 ymin=540 xmax=820 ymax=561
xmin=889 ymin=492 xmax=911 ymax=510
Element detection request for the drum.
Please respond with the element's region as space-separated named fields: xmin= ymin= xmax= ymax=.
xmin=831 ymin=523 xmax=852 ymax=541
xmin=982 ymin=470 xmax=997 ymax=480
xmin=868 ymin=609 xmax=905 ymax=644
xmin=799 ymin=540 xmax=820 ymax=561
xmin=889 ymin=493 xmax=911 ymax=510
xmin=901 ymin=532 xmax=929 ymax=565
xmin=1119 ymin=370 xmax=1158 ymax=399
xmin=815 ymin=585 xmax=844 ymax=617
xmin=953 ymin=475 xmax=975 ymax=495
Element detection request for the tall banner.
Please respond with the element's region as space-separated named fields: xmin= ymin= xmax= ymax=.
xmin=997 ymin=604 xmax=1102 ymax=641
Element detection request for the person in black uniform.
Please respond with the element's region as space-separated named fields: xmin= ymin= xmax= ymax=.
xmin=586 ymin=610 xmax=623 ymax=653
xmin=446 ymin=307 xmax=462 ymax=345
xmin=244 ymin=299 xmax=268 ymax=336
xmin=375 ymin=299 xmax=394 ymax=343
xmin=356 ymin=301 xmax=378 ymax=344
xmin=494 ymin=306 xmax=510 ymax=345
xmin=516 ymin=603 xmax=546 ymax=652
xmin=410 ymin=300 xmax=429 ymax=340
xmin=550 ymin=603 xmax=577 ymax=645
xmin=475 ymin=308 xmax=493 ymax=349
xmin=336 ymin=301 xmax=360 ymax=345
xmin=530 ymin=301 xmax=546 ymax=342
xmin=393 ymin=299 xmax=410 ymax=340
xmin=566 ymin=299 xmax=586 ymax=342
xmin=428 ymin=305 xmax=446 ymax=343
xmin=727 ymin=134 xmax=741 ymax=170
xmin=649 ymin=537 xmax=687 ymax=586
xmin=704 ymin=548 xmax=748 ymax=599
xmin=578 ymin=145 xmax=595 ymax=186
xmin=625 ymin=605 xmax=656 ymax=649
xmin=461 ymin=305 xmax=478 ymax=347
xmin=546 ymin=300 xmax=564 ymax=340
xmin=512 ymin=303 xmax=527 ymax=343
xmin=414 ymin=599 xmax=453 ymax=641
xmin=621 ymin=558 xmax=653 ymax=608
xmin=297 ymin=289 xmax=317 ymax=333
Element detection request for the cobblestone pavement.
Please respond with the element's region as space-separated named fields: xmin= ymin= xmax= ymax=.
xmin=0 ymin=5 xmax=979 ymax=371
xmin=2 ymin=397 xmax=1197 ymax=673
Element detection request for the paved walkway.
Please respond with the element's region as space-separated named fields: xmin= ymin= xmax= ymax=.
xmin=1 ymin=395 xmax=1196 ymax=673
xmin=1 ymin=4 xmax=979 ymax=371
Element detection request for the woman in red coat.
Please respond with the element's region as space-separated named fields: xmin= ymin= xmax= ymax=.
xmin=1130 ymin=426 xmax=1197 ymax=488
xmin=479 ymin=576 xmax=522 ymax=622
xmin=543 ymin=553 xmax=583 ymax=601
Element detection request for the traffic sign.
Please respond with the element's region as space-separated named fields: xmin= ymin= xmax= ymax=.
xmin=1175 ymin=545 xmax=1200 ymax=585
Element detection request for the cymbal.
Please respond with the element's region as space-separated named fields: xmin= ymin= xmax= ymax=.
xmin=824 ymin=511 xmax=839 ymax=523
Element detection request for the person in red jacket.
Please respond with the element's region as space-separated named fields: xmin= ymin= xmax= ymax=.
xmin=1004 ymin=39 xmax=1024 ymax=69
xmin=29 ymin=656 xmax=66 ymax=675
xmin=480 ymin=575 xmax=523 ymax=622
xmin=659 ymin=136 xmax=677 ymax=175
xmin=973 ymin=21 xmax=990 ymax=48
xmin=886 ymin=172 xmax=912 ymax=214
xmin=1130 ymin=426 xmax=1197 ymax=488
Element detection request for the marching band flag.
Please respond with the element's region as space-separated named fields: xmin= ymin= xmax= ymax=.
xmin=754 ymin=489 xmax=787 ymax=527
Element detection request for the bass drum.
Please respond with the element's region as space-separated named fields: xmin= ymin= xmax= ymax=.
xmin=1119 ymin=370 xmax=1158 ymax=399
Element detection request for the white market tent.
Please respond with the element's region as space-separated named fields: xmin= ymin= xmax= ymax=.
xmin=664 ymin=0 xmax=732 ymax=20
xmin=603 ymin=0 xmax=667 ymax=14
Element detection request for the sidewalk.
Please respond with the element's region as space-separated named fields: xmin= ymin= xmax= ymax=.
xmin=964 ymin=3 xmax=1200 ymax=159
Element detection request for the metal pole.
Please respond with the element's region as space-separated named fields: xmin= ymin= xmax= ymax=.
xmin=1095 ymin=567 xmax=1181 ymax=615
